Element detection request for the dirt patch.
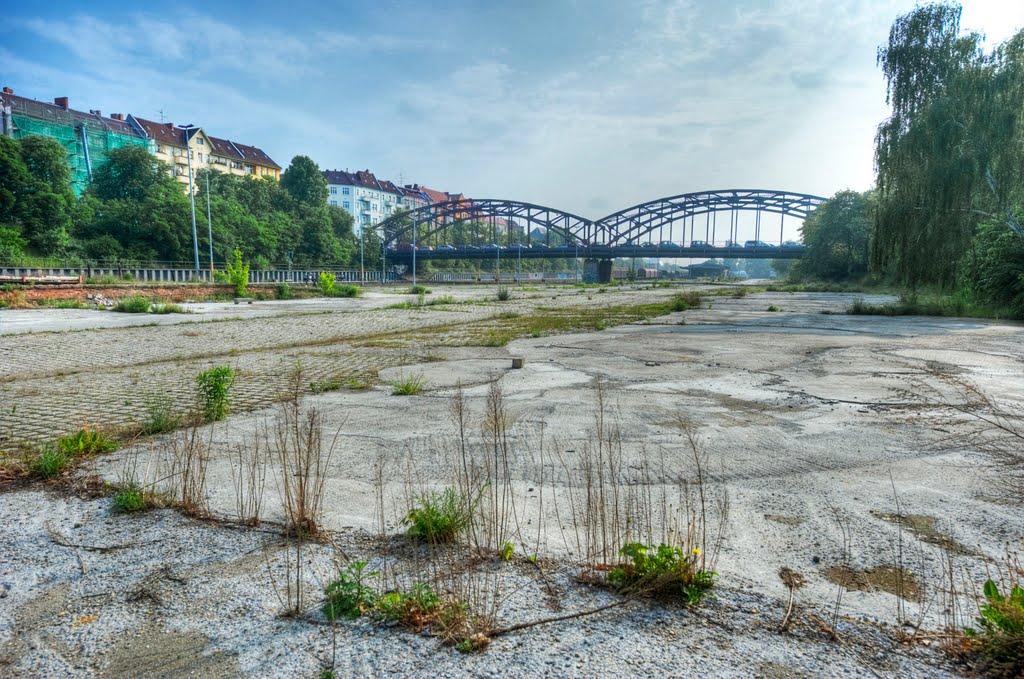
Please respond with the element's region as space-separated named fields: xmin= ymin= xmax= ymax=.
xmin=0 ymin=284 xmax=237 ymax=307
xmin=871 ymin=512 xmax=975 ymax=556
xmin=765 ymin=514 xmax=804 ymax=526
xmin=103 ymin=624 xmax=239 ymax=678
xmin=823 ymin=565 xmax=922 ymax=602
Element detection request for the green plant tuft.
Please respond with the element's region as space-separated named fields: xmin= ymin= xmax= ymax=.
xmin=319 ymin=271 xmax=337 ymax=296
xmin=196 ymin=366 xmax=235 ymax=421
xmin=608 ymin=542 xmax=717 ymax=604
xmin=390 ymin=373 xmax=427 ymax=396
xmin=403 ymin=488 xmax=474 ymax=543
xmin=32 ymin=447 xmax=70 ymax=478
xmin=58 ymin=428 xmax=117 ymax=457
xmin=113 ymin=484 xmax=148 ymax=513
xmin=323 ymin=561 xmax=379 ymax=620
xmin=496 ymin=286 xmax=512 ymax=301
xmin=408 ymin=284 xmax=431 ymax=295
xmin=112 ymin=296 xmax=151 ymax=313
xmin=965 ymin=578 xmax=1024 ymax=679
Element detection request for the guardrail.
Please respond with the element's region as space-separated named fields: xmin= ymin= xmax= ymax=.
xmin=0 ymin=267 xmax=398 ymax=284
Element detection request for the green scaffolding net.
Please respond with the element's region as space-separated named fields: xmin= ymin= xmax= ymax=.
xmin=11 ymin=113 xmax=148 ymax=196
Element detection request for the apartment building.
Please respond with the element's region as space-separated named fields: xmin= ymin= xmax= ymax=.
xmin=322 ymin=169 xmax=407 ymax=230
xmin=0 ymin=87 xmax=149 ymax=196
xmin=129 ymin=117 xmax=281 ymax=189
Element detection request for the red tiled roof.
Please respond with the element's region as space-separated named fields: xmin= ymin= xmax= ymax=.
xmin=132 ymin=116 xmax=187 ymax=147
xmin=1 ymin=90 xmax=145 ymax=140
xmin=230 ymin=140 xmax=280 ymax=170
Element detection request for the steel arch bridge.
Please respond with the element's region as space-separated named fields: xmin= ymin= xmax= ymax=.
xmin=375 ymin=189 xmax=827 ymax=262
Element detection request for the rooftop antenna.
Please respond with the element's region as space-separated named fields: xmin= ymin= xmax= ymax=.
xmin=156 ymin=108 xmax=166 ymax=122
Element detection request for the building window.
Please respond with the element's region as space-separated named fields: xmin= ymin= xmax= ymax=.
xmin=197 ymin=137 xmax=204 ymax=144
xmin=362 ymin=215 xmax=370 ymax=224
xmin=330 ymin=199 xmax=337 ymax=206
xmin=342 ymin=187 xmax=350 ymax=195
xmin=330 ymin=187 xmax=337 ymax=195
xmin=343 ymin=201 xmax=350 ymax=209
xmin=198 ymin=152 xmax=203 ymax=162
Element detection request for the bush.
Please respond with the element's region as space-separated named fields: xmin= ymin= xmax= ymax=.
xmin=966 ymin=578 xmax=1024 ymax=679
xmin=496 ymin=286 xmax=512 ymax=301
xmin=275 ymin=282 xmax=292 ymax=300
xmin=390 ymin=373 xmax=427 ymax=396
xmin=608 ymin=542 xmax=717 ymax=603
xmin=319 ymin=271 xmax=336 ymax=295
xmin=57 ymin=428 xmax=117 ymax=457
xmin=767 ymin=305 xmax=780 ymax=312
xmin=112 ymin=296 xmax=151 ymax=313
xmin=225 ymin=247 xmax=250 ymax=297
xmin=140 ymin=395 xmax=181 ymax=435
xmin=408 ymin=284 xmax=430 ymax=295
xmin=113 ymin=484 xmax=148 ymax=513
xmin=403 ymin=488 xmax=474 ymax=543
xmin=196 ymin=366 xmax=235 ymax=421
xmin=671 ymin=292 xmax=701 ymax=312
xmin=323 ymin=561 xmax=379 ymax=620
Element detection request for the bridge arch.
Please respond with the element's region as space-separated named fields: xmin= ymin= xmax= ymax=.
xmin=595 ymin=189 xmax=827 ymax=245
xmin=378 ymin=199 xmax=599 ymax=248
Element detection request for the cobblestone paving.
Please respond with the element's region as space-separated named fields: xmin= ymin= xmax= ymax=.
xmin=0 ymin=287 xmax=676 ymax=444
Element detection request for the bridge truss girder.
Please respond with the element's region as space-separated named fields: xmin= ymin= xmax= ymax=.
xmin=595 ymin=189 xmax=826 ymax=245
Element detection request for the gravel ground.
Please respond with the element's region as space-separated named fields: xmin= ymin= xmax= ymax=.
xmin=0 ymin=489 xmax=961 ymax=678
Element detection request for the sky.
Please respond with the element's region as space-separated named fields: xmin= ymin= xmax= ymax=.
xmin=3 ymin=0 xmax=1023 ymax=222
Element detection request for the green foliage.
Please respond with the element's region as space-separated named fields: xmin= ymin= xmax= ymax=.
xmin=139 ymin=395 xmax=181 ymax=435
xmin=112 ymin=296 xmax=151 ymax=313
xmin=767 ymin=305 xmax=780 ymax=312
xmin=965 ymin=579 xmax=1024 ymax=679
xmin=281 ymin=155 xmax=329 ymax=207
xmin=608 ymin=542 xmax=717 ymax=603
xmin=330 ymin=283 xmax=361 ymax=298
xmin=873 ymin=5 xmax=1024 ymax=292
xmin=671 ymin=291 xmax=701 ymax=312
xmin=376 ymin=584 xmax=441 ymax=626
xmin=318 ymin=271 xmax=336 ymax=295
xmin=496 ymin=286 xmax=512 ymax=301
xmin=323 ymin=561 xmax=379 ymax=620
xmin=57 ymin=428 xmax=117 ymax=458
xmin=275 ymin=281 xmax=292 ymax=299
xmin=793 ymin=190 xmax=873 ymax=281
xmin=408 ymin=284 xmax=431 ymax=295
xmin=196 ymin=366 xmax=235 ymax=421
xmin=390 ymin=373 xmax=427 ymax=396
xmin=501 ymin=541 xmax=515 ymax=561
xmin=402 ymin=488 xmax=474 ymax=543
xmin=32 ymin=447 xmax=70 ymax=478
xmin=960 ymin=220 xmax=1024 ymax=319
xmin=113 ymin=484 xmax=148 ymax=513
xmin=0 ymin=135 xmax=75 ymax=257
xmin=224 ymin=248 xmax=250 ymax=297
xmin=150 ymin=302 xmax=188 ymax=314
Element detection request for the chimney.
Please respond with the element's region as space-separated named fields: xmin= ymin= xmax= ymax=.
xmin=54 ymin=96 xmax=69 ymax=110
xmin=2 ymin=87 xmax=12 ymax=94
xmin=111 ymin=113 xmax=124 ymax=121
xmin=165 ymin=122 xmax=175 ymax=129
xmin=90 ymin=109 xmax=102 ymax=117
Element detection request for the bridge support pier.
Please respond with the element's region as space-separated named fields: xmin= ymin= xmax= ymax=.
xmin=584 ymin=259 xmax=612 ymax=284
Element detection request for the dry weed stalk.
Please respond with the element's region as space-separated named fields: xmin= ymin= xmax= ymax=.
xmin=167 ymin=414 xmax=211 ymax=515
xmin=230 ymin=421 xmax=268 ymax=526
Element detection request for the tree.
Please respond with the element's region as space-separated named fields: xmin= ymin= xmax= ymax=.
xmin=280 ymin=155 xmax=328 ymax=207
xmin=960 ymin=214 xmax=1024 ymax=318
xmin=795 ymin=190 xmax=873 ymax=281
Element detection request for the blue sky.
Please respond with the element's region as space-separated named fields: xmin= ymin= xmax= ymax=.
xmin=3 ymin=0 xmax=1022 ymax=220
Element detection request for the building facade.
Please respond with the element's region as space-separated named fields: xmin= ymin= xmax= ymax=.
xmin=1 ymin=88 xmax=149 ymax=196
xmin=322 ymin=169 xmax=407 ymax=231
xmin=129 ymin=116 xmax=280 ymax=189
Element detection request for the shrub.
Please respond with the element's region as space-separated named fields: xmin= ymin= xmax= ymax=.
xmin=112 ymin=296 xmax=151 ymax=313
xmin=113 ymin=484 xmax=148 ymax=513
xmin=670 ymin=291 xmax=702 ymax=312
xmin=966 ymin=578 xmax=1024 ymax=679
xmin=319 ymin=271 xmax=336 ymax=295
xmin=767 ymin=305 xmax=780 ymax=312
xmin=58 ymin=427 xmax=117 ymax=457
xmin=323 ymin=561 xmax=379 ymax=620
xmin=608 ymin=542 xmax=717 ymax=603
xmin=403 ymin=488 xmax=474 ymax=543
xmin=275 ymin=281 xmax=292 ymax=299
xmin=496 ymin=286 xmax=512 ymax=301
xmin=225 ymin=247 xmax=250 ymax=297
xmin=32 ymin=447 xmax=70 ymax=478
xmin=390 ymin=373 xmax=427 ymax=396
xmin=408 ymin=284 xmax=430 ymax=295
xmin=196 ymin=366 xmax=235 ymax=421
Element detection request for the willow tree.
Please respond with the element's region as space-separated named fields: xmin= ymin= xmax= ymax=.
xmin=872 ymin=3 xmax=1024 ymax=288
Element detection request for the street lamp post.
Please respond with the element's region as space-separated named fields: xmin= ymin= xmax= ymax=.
xmin=205 ymin=169 xmax=213 ymax=273
xmin=181 ymin=124 xmax=200 ymax=274
xmin=412 ymin=218 xmax=417 ymax=287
